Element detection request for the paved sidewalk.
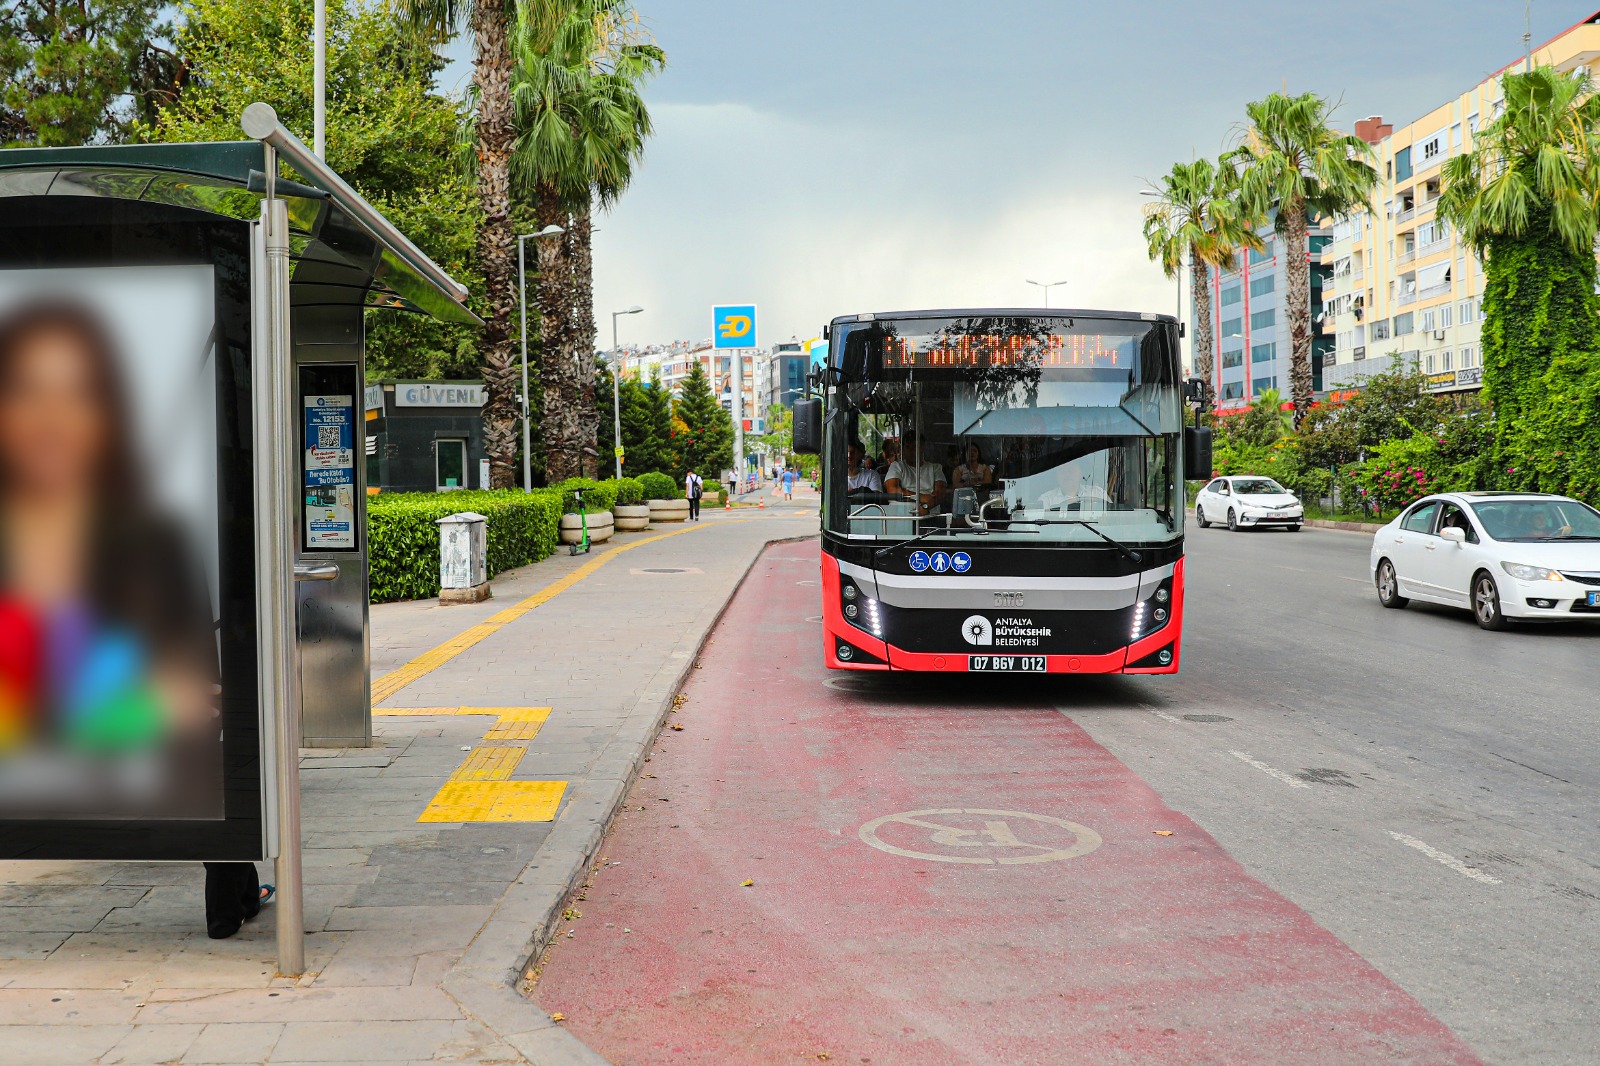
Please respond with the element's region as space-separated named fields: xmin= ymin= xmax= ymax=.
xmin=0 ymin=502 xmax=816 ymax=1065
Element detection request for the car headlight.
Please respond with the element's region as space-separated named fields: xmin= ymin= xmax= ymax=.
xmin=1501 ymin=561 xmax=1564 ymax=582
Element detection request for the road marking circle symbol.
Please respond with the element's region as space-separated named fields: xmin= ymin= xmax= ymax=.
xmin=858 ymin=808 xmax=1102 ymax=865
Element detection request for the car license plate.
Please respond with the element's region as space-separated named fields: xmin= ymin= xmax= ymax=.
xmin=1588 ymin=591 xmax=1600 ymax=607
xmin=969 ymin=655 xmax=1046 ymax=672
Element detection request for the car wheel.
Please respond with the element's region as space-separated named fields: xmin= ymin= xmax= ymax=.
xmin=1376 ymin=559 xmax=1408 ymax=609
xmin=1227 ymin=508 xmax=1239 ymax=532
xmin=1196 ymin=504 xmax=1209 ymax=528
xmin=1473 ymin=572 xmax=1511 ymax=631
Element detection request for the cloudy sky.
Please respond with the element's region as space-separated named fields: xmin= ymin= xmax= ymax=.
xmin=443 ymin=1 xmax=1600 ymax=349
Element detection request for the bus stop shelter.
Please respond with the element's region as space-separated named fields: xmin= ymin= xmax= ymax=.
xmin=0 ymin=104 xmax=479 ymax=973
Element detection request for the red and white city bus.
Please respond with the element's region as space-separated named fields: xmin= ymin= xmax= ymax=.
xmin=793 ymin=308 xmax=1209 ymax=675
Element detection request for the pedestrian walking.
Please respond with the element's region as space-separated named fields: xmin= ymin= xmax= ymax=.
xmin=685 ymin=468 xmax=703 ymax=521
xmin=782 ymin=468 xmax=796 ymax=500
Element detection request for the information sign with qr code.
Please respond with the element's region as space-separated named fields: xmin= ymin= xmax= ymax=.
xmin=303 ymin=394 xmax=356 ymax=549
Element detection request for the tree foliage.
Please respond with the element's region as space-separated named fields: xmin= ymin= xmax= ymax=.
xmin=0 ymin=0 xmax=177 ymax=146
xmin=671 ymin=360 xmax=732 ymax=479
xmin=142 ymin=0 xmax=483 ymax=380
xmin=1231 ymin=91 xmax=1377 ymax=426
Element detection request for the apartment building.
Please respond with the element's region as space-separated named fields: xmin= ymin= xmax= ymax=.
xmin=1322 ymin=10 xmax=1600 ymax=397
xmin=619 ymin=340 xmax=762 ymax=431
xmin=1200 ymin=219 xmax=1333 ymax=410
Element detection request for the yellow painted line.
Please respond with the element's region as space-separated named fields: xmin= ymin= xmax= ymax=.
xmin=452 ymin=745 xmax=525 ymax=781
xmin=372 ymin=522 xmax=739 ymax=705
xmin=418 ymin=781 xmax=567 ymax=823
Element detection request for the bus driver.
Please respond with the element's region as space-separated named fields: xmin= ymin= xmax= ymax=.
xmin=883 ymin=429 xmax=947 ymax=515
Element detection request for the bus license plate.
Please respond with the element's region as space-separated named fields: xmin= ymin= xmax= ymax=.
xmin=969 ymin=655 xmax=1046 ymax=672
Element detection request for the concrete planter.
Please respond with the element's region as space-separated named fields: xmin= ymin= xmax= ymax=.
xmin=613 ymin=504 xmax=651 ymax=531
xmin=560 ymin=510 xmax=614 ymax=545
xmin=648 ymin=498 xmax=690 ymax=523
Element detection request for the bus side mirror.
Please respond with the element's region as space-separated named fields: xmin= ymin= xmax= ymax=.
xmin=1184 ymin=426 xmax=1213 ymax=480
xmin=793 ymin=397 xmax=823 ymax=455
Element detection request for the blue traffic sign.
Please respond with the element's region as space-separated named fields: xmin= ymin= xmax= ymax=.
xmin=909 ymin=550 xmax=931 ymax=572
xmin=951 ymin=551 xmax=972 ymax=573
xmin=712 ymin=304 xmax=757 ymax=349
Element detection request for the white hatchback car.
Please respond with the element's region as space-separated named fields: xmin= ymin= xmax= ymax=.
xmin=1194 ymin=475 xmax=1304 ymax=532
xmin=1370 ymin=492 xmax=1600 ymax=630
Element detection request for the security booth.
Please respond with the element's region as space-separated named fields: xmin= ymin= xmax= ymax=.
xmin=364 ymin=378 xmax=490 ymax=492
xmin=0 ymin=104 xmax=477 ymax=973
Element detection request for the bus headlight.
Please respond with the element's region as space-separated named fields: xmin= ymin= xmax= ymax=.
xmin=843 ymin=583 xmax=859 ymax=601
xmin=1131 ymin=579 xmax=1174 ymax=642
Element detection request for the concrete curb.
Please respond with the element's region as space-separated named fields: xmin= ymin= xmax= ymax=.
xmin=441 ymin=528 xmax=819 ymax=1064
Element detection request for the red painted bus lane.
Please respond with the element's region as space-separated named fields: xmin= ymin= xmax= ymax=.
xmin=532 ymin=543 xmax=1481 ymax=1065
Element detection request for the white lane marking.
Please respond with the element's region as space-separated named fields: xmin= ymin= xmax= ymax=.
xmin=1150 ymin=710 xmax=1184 ymax=724
xmin=1340 ymin=576 xmax=1371 ymax=584
xmin=1228 ymin=750 xmax=1311 ymax=789
xmin=1388 ymin=831 xmax=1502 ymax=885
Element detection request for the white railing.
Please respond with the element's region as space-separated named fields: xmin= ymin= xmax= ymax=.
xmin=1398 ymin=289 xmax=1419 ymax=306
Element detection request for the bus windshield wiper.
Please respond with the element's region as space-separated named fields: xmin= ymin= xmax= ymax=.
xmin=1010 ymin=517 xmax=1143 ymax=562
xmin=871 ymin=520 xmax=982 ymax=560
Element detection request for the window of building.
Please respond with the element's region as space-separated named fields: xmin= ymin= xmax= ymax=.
xmin=1441 ymin=350 xmax=1453 ymax=372
xmin=1395 ymin=146 xmax=1413 ymax=181
xmin=1450 ymin=123 xmax=1462 ymax=149
xmin=1467 ymin=112 xmax=1480 ymax=134
xmin=1251 ymin=309 xmax=1275 ymax=330
xmin=1221 ymin=381 xmax=1244 ymax=400
xmin=1420 ymin=131 xmax=1443 ymax=161
xmin=1394 ymin=312 xmax=1414 ymax=336
xmin=1252 ymin=342 xmax=1276 ymax=364
xmin=1421 ymin=309 xmax=1435 ymax=332
xmin=1249 ymin=240 xmax=1275 ymax=265
xmin=1458 ymin=299 xmax=1474 ymax=324
xmin=1460 ymin=346 xmax=1477 ymax=368
xmin=1425 ymin=352 xmax=1435 ymax=374
xmin=1222 ymin=349 xmax=1243 ymax=369
xmin=1371 ymin=319 xmax=1392 ymax=341
xmin=1250 ymin=273 xmax=1275 ymax=297
xmin=1221 ymin=317 xmax=1242 ymax=338
xmin=1476 ymin=297 xmax=1485 ymax=320
xmin=1221 ymin=285 xmax=1241 ymax=307
xmin=1439 ymin=303 xmax=1453 ymax=328
xmin=1354 ymin=323 xmax=1365 ymax=344
xmin=1253 ymin=377 xmax=1278 ymax=396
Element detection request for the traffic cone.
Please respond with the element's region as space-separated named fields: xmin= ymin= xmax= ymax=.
xmin=759 ymin=495 xmax=765 ymax=509
xmin=724 ymin=495 xmax=731 ymax=511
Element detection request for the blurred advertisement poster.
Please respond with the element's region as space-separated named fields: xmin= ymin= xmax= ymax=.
xmin=0 ymin=266 xmax=224 ymax=821
xmin=304 ymin=394 xmax=356 ymax=549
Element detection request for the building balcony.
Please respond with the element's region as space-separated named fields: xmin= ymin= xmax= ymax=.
xmin=1417 ymin=280 xmax=1453 ymax=300
xmin=1397 ymin=289 xmax=1418 ymax=307
xmin=1396 ymin=205 xmax=1417 ymax=223
xmin=1397 ymin=247 xmax=1416 ymax=265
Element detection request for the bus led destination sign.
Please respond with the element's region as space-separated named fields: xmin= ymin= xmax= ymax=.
xmin=883 ymin=333 xmax=1132 ymax=369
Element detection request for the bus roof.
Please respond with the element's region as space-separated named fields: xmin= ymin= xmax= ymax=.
xmin=826 ymin=308 xmax=1177 ymax=328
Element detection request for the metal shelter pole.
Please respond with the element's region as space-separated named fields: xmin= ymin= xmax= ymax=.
xmin=251 ymin=155 xmax=305 ymax=977
xmin=313 ymin=0 xmax=326 ymax=158
xmin=519 ymin=238 xmax=531 ymax=492
xmin=732 ymin=350 xmax=744 ymax=491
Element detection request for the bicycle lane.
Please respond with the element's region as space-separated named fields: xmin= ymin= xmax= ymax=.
xmin=530 ymin=539 xmax=1481 ymax=1065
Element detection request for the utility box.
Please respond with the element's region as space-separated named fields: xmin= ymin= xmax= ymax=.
xmin=437 ymin=512 xmax=490 ymax=604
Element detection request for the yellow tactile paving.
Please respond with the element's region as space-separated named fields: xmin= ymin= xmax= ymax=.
xmin=372 ymin=521 xmax=744 ymax=705
xmin=373 ymin=706 xmax=503 ymax=717
xmin=484 ymin=706 xmax=553 ymax=741
xmin=452 ymin=745 xmax=525 ymax=782
xmin=418 ymin=780 xmax=568 ymax=823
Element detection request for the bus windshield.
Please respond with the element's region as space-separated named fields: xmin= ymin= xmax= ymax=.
xmin=823 ymin=315 xmax=1183 ymax=547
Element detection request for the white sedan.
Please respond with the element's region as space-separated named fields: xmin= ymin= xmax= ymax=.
xmin=1194 ymin=475 xmax=1304 ymax=532
xmin=1370 ymin=491 xmax=1600 ymax=630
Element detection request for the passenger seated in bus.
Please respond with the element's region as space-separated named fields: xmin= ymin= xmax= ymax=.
xmin=884 ymin=429 xmax=947 ymax=515
xmin=846 ymin=440 xmax=883 ymax=494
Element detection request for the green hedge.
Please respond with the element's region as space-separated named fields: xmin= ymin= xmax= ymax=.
xmin=637 ymin=471 xmax=680 ymax=500
xmin=367 ymin=489 xmax=562 ymax=603
xmin=613 ymin=476 xmax=644 ymax=506
xmin=553 ymin=477 xmax=618 ymax=516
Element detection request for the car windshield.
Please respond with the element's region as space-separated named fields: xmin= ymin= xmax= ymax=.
xmin=1231 ymin=478 xmax=1286 ymax=495
xmin=822 ymin=315 xmax=1183 ymax=546
xmin=1469 ymin=499 xmax=1600 ymax=542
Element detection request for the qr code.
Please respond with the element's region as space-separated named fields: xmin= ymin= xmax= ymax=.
xmin=317 ymin=426 xmax=341 ymax=449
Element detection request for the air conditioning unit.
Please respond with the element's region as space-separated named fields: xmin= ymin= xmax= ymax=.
xmin=1434 ymin=330 xmax=1447 ymax=340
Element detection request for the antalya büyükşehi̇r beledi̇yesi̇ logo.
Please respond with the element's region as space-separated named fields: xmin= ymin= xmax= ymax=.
xmin=961 ymin=615 xmax=993 ymax=646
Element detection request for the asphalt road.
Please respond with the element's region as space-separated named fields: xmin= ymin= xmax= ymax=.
xmin=533 ymin=526 xmax=1598 ymax=1065
xmin=1069 ymin=523 xmax=1600 ymax=1064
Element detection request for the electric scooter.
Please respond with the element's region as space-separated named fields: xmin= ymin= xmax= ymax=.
xmin=569 ymin=485 xmax=592 ymax=556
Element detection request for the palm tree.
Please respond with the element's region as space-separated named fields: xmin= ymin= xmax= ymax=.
xmin=397 ymin=0 xmax=522 ymax=487
xmin=1231 ymin=91 xmax=1377 ymax=428
xmin=1437 ymin=66 xmax=1600 ymax=492
xmin=512 ymin=0 xmax=663 ymax=481
xmin=1142 ymin=156 xmax=1261 ymax=389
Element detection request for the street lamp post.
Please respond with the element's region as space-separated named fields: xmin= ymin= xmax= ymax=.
xmin=517 ymin=224 xmax=566 ymax=491
xmin=1025 ymin=278 xmax=1069 ymax=308
xmin=610 ymin=305 xmax=644 ymax=480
